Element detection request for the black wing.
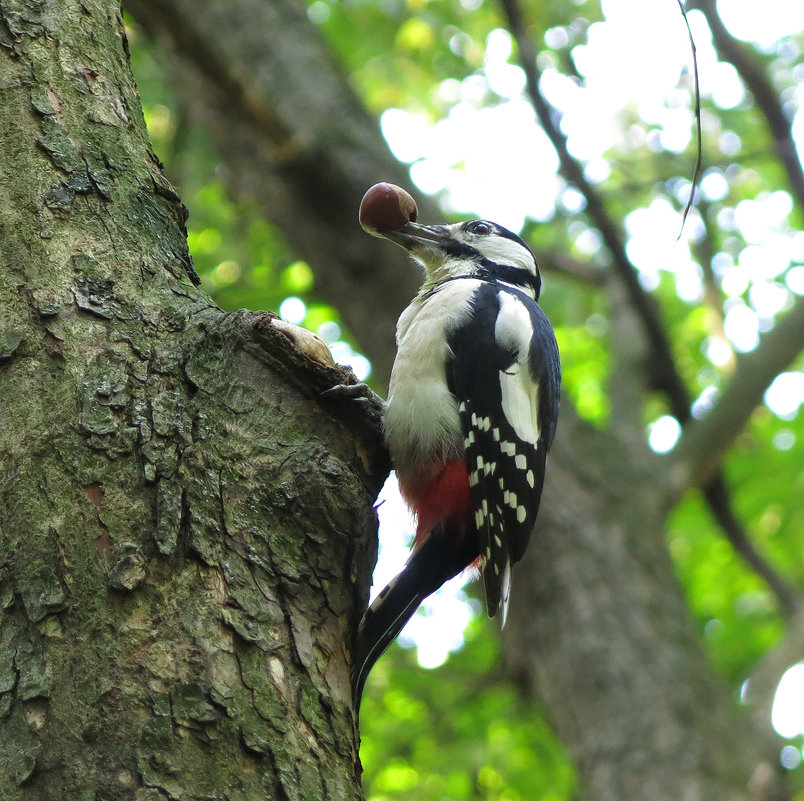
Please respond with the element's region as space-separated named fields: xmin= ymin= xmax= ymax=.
xmin=446 ymin=283 xmax=560 ymax=623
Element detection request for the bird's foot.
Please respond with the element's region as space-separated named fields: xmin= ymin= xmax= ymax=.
xmin=320 ymin=382 xmax=386 ymax=429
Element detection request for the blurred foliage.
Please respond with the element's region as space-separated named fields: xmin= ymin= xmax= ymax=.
xmin=126 ymin=1 xmax=804 ymax=798
xmin=127 ymin=16 xmax=363 ymax=375
xmin=360 ymin=617 xmax=575 ymax=801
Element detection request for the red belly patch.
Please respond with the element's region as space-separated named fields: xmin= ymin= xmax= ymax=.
xmin=399 ymin=459 xmax=472 ymax=546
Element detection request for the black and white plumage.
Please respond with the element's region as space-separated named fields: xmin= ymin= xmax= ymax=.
xmin=353 ymin=215 xmax=560 ymax=706
xmin=447 ymin=275 xmax=559 ymax=620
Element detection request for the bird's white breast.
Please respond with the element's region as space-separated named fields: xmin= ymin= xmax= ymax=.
xmin=385 ymin=279 xmax=481 ymax=470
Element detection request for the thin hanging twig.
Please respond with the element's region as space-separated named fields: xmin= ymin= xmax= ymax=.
xmin=676 ymin=0 xmax=702 ymax=237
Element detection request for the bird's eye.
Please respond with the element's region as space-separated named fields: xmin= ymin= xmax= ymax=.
xmin=467 ymin=221 xmax=493 ymax=236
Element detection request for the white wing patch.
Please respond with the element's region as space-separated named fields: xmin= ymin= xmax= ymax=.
xmin=494 ymin=292 xmax=541 ymax=446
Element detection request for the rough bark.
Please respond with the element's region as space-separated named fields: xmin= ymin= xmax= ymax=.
xmin=670 ymin=295 xmax=804 ymax=498
xmin=0 ymin=1 xmax=384 ymax=798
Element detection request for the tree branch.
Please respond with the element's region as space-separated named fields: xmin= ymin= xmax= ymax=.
xmin=668 ymin=294 xmax=804 ymax=619
xmin=498 ymin=0 xmax=692 ymax=420
xmin=533 ymin=249 xmax=606 ymax=285
xmin=693 ymin=198 xmax=735 ymax=372
xmin=701 ymin=474 xmax=801 ymax=619
xmin=747 ymin=608 xmax=804 ymax=743
xmin=670 ymin=294 xmax=804 ymax=498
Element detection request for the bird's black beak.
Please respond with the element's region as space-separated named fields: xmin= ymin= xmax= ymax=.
xmin=377 ymin=221 xmax=452 ymax=252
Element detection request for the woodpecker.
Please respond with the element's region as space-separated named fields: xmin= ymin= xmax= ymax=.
xmin=352 ymin=185 xmax=560 ymax=706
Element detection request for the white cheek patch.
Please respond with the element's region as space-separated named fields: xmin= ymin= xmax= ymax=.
xmin=477 ymin=236 xmax=536 ymax=274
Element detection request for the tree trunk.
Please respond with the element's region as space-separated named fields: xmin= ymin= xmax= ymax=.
xmin=0 ymin=2 xmax=383 ymax=798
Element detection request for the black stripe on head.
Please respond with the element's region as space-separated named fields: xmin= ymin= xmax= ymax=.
xmin=425 ymin=219 xmax=541 ymax=298
xmin=442 ymin=239 xmax=481 ymax=260
xmin=478 ymin=260 xmax=542 ymax=298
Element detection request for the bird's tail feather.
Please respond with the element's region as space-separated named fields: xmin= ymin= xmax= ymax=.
xmin=351 ymin=533 xmax=471 ymax=709
xmin=351 ymin=580 xmax=426 ymax=710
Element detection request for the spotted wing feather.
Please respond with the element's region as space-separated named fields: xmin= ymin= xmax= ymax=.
xmin=458 ymin=400 xmax=507 ymax=616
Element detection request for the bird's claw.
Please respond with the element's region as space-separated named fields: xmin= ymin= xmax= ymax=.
xmin=320 ymin=382 xmax=386 ymax=428
xmin=321 ymin=382 xmax=374 ymax=400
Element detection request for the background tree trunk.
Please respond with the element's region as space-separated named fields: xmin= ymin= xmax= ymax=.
xmin=125 ymin=0 xmax=430 ymax=384
xmin=506 ymin=409 xmax=784 ymax=800
xmin=0 ymin=2 xmax=384 ymax=798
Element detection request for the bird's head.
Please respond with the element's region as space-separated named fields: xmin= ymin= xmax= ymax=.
xmin=359 ymin=182 xmax=541 ymax=299
xmin=378 ymin=218 xmax=542 ymax=300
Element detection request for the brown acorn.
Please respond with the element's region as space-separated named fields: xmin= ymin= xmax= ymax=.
xmin=359 ymin=183 xmax=418 ymax=234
